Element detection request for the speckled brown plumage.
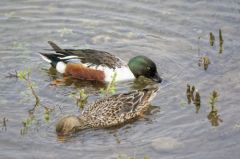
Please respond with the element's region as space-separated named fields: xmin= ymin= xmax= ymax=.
xmin=56 ymin=86 xmax=159 ymax=135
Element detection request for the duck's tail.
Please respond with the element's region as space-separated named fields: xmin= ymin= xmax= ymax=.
xmin=47 ymin=41 xmax=69 ymax=54
xmin=39 ymin=52 xmax=63 ymax=68
xmin=39 ymin=41 xmax=80 ymax=68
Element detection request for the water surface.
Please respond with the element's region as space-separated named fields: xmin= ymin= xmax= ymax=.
xmin=1 ymin=0 xmax=240 ymax=159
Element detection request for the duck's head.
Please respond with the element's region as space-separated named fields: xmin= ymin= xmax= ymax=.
xmin=56 ymin=115 xmax=86 ymax=136
xmin=128 ymin=56 xmax=162 ymax=83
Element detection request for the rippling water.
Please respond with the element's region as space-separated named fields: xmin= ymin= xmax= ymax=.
xmin=1 ymin=0 xmax=240 ymax=159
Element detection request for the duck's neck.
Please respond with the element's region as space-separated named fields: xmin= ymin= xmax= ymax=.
xmin=75 ymin=116 xmax=90 ymax=131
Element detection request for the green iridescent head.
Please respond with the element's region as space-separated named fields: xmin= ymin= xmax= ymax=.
xmin=128 ymin=56 xmax=162 ymax=83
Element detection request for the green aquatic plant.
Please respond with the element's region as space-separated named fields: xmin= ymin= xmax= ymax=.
xmin=16 ymin=69 xmax=40 ymax=108
xmin=1 ymin=117 xmax=8 ymax=131
xmin=44 ymin=106 xmax=54 ymax=123
xmin=68 ymin=89 xmax=88 ymax=109
xmin=100 ymin=72 xmax=117 ymax=95
xmin=207 ymin=90 xmax=222 ymax=126
xmin=77 ymin=89 xmax=88 ymax=109
xmin=6 ymin=69 xmax=40 ymax=108
xmin=190 ymin=85 xmax=195 ymax=101
xmin=186 ymin=84 xmax=201 ymax=113
xmin=186 ymin=84 xmax=191 ymax=104
xmin=7 ymin=69 xmax=44 ymax=134
xmin=208 ymin=90 xmax=219 ymax=111
xmin=21 ymin=111 xmax=35 ymax=135
xmin=194 ymin=91 xmax=201 ymax=113
xmin=209 ymin=32 xmax=215 ymax=46
xmin=198 ymin=56 xmax=210 ymax=70
xmin=219 ymin=29 xmax=224 ymax=54
xmin=186 ymin=84 xmax=196 ymax=104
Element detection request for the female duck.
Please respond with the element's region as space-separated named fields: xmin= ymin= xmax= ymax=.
xmin=40 ymin=41 xmax=162 ymax=83
xmin=56 ymin=86 xmax=159 ymax=135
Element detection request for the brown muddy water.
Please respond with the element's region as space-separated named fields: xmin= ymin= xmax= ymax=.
xmin=1 ymin=0 xmax=240 ymax=159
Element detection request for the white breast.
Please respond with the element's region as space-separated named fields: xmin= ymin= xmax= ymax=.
xmin=85 ymin=64 xmax=135 ymax=82
xmin=105 ymin=66 xmax=135 ymax=82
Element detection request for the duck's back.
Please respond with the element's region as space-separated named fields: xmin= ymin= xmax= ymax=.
xmin=82 ymin=88 xmax=158 ymax=128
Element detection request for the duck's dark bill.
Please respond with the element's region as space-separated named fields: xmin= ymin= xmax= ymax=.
xmin=151 ymin=73 xmax=162 ymax=83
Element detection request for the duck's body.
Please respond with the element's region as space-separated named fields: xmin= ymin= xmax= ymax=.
xmin=56 ymin=86 xmax=159 ymax=135
xmin=40 ymin=41 xmax=162 ymax=83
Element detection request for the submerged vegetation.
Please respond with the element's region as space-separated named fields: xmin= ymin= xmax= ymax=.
xmin=7 ymin=69 xmax=55 ymax=135
xmin=21 ymin=111 xmax=35 ymax=135
xmin=0 ymin=117 xmax=8 ymax=132
xmin=186 ymin=84 xmax=201 ymax=113
xmin=219 ymin=29 xmax=224 ymax=53
xmin=209 ymin=32 xmax=215 ymax=46
xmin=77 ymin=89 xmax=88 ymax=109
xmin=100 ymin=72 xmax=117 ymax=96
xmin=7 ymin=69 xmax=40 ymax=108
xmin=69 ymin=88 xmax=88 ymax=110
xmin=198 ymin=56 xmax=210 ymax=70
xmin=207 ymin=90 xmax=222 ymax=126
xmin=185 ymin=85 xmax=222 ymax=127
xmin=197 ymin=29 xmax=224 ymax=70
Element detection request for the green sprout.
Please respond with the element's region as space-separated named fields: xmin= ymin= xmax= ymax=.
xmin=186 ymin=84 xmax=201 ymax=113
xmin=100 ymin=72 xmax=117 ymax=96
xmin=194 ymin=91 xmax=201 ymax=113
xmin=77 ymin=89 xmax=88 ymax=109
xmin=208 ymin=90 xmax=219 ymax=111
xmin=16 ymin=69 xmax=40 ymax=108
xmin=1 ymin=117 xmax=8 ymax=131
xmin=44 ymin=106 xmax=54 ymax=123
xmin=16 ymin=69 xmax=29 ymax=80
xmin=198 ymin=56 xmax=210 ymax=70
xmin=7 ymin=69 xmax=43 ymax=134
xmin=69 ymin=88 xmax=88 ymax=109
xmin=207 ymin=90 xmax=222 ymax=126
xmin=186 ymin=84 xmax=191 ymax=104
xmin=219 ymin=29 xmax=224 ymax=53
xmin=21 ymin=111 xmax=35 ymax=135
xmin=209 ymin=32 xmax=215 ymax=46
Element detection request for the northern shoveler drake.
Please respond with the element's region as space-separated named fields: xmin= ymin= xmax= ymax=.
xmin=56 ymin=86 xmax=159 ymax=135
xmin=39 ymin=41 xmax=162 ymax=83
